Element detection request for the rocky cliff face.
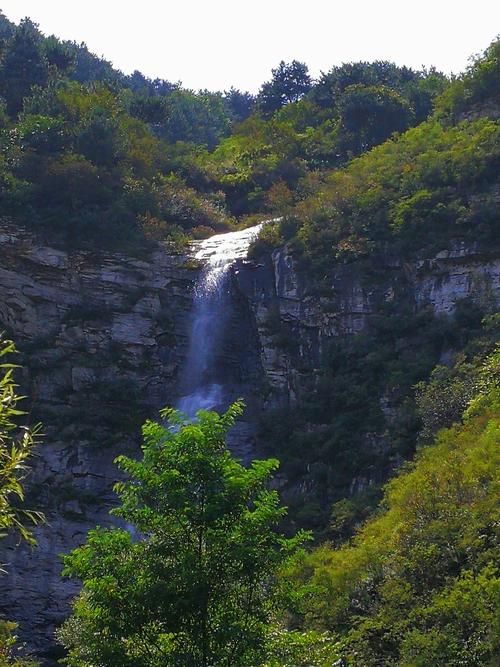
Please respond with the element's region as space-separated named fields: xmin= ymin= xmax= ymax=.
xmin=0 ymin=223 xmax=197 ymax=660
xmin=234 ymin=243 xmax=500 ymax=403
xmin=232 ymin=242 xmax=500 ymax=506
xmin=0 ymin=222 xmax=498 ymax=661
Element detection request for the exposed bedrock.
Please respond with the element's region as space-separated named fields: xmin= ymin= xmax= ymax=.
xmin=233 ymin=243 xmax=500 ymax=402
xmin=0 ymin=221 xmax=498 ymax=660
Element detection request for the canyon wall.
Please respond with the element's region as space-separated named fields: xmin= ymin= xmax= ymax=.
xmin=0 ymin=221 xmax=498 ymax=660
xmin=235 ymin=242 xmax=500 ymax=401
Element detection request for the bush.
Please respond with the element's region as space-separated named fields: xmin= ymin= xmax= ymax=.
xmin=248 ymin=222 xmax=284 ymax=259
xmin=284 ymin=355 xmax=500 ymax=667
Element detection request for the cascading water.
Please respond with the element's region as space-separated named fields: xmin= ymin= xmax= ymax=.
xmin=177 ymin=223 xmax=263 ymax=416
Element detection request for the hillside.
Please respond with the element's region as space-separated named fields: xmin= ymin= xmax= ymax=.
xmin=0 ymin=12 xmax=449 ymax=248
xmin=284 ymin=347 xmax=499 ymax=666
xmin=0 ymin=10 xmax=498 ymax=666
xmin=245 ymin=40 xmax=500 ymax=532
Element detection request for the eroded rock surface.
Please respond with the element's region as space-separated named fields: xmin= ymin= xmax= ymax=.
xmin=234 ymin=243 xmax=500 ymax=402
xmin=0 ymin=222 xmax=498 ymax=661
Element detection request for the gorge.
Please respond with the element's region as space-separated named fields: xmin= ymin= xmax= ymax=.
xmin=0 ymin=11 xmax=498 ymax=663
xmin=0 ymin=219 xmax=498 ymax=660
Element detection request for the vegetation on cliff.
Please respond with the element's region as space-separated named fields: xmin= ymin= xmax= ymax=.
xmin=0 ymin=336 xmax=42 ymax=666
xmin=250 ymin=40 xmax=499 ymax=532
xmin=0 ymin=12 xmax=449 ymax=248
xmin=283 ymin=347 xmax=499 ymax=666
xmin=0 ymin=14 xmax=497 ymax=256
xmin=0 ymin=9 xmax=499 ymax=666
xmin=250 ymin=40 xmax=500 ymax=269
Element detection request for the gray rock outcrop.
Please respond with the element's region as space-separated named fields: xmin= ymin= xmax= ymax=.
xmin=0 ymin=221 xmax=498 ymax=661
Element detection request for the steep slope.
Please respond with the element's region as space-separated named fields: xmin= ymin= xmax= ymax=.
xmin=243 ymin=42 xmax=500 ymax=530
xmin=284 ymin=351 xmax=499 ymax=666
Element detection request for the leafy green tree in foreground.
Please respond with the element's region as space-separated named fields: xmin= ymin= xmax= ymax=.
xmin=59 ymin=401 xmax=312 ymax=667
xmin=0 ymin=336 xmax=42 ymax=666
xmin=0 ymin=337 xmax=42 ymax=544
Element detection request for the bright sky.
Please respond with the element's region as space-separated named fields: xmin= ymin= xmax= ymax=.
xmin=1 ymin=1 xmax=499 ymax=92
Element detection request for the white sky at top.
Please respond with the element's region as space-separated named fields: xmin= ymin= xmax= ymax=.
xmin=1 ymin=0 xmax=498 ymax=92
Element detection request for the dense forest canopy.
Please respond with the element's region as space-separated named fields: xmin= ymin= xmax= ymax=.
xmin=0 ymin=12 xmax=457 ymax=248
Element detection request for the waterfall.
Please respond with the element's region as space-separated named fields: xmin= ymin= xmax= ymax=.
xmin=177 ymin=223 xmax=263 ymax=416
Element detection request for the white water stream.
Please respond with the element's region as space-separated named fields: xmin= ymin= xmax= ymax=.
xmin=177 ymin=223 xmax=263 ymax=416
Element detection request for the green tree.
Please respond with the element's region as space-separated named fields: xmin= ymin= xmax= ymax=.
xmin=258 ymin=61 xmax=312 ymax=117
xmin=42 ymin=36 xmax=75 ymax=74
xmin=0 ymin=336 xmax=42 ymax=666
xmin=162 ymin=90 xmax=230 ymax=147
xmin=223 ymin=88 xmax=255 ymax=123
xmin=59 ymin=401 xmax=307 ymax=667
xmin=336 ymin=83 xmax=414 ymax=157
xmin=0 ymin=11 xmax=15 ymax=44
xmin=0 ymin=19 xmax=48 ymax=115
xmin=0 ymin=336 xmax=42 ymax=544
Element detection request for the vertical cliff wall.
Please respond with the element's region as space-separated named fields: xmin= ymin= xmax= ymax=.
xmin=0 ymin=222 xmax=498 ymax=661
xmin=235 ymin=243 xmax=500 ymax=402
